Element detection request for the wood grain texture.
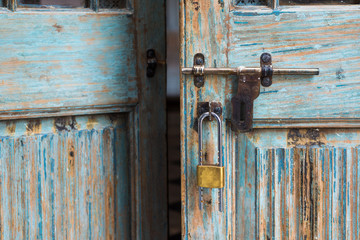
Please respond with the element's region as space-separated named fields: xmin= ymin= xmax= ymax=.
xmin=181 ymin=1 xmax=360 ymax=239
xmin=0 ymin=114 xmax=132 ymax=240
xmin=0 ymin=11 xmax=137 ymax=117
xmin=234 ymin=129 xmax=360 ymax=240
xmin=133 ymin=0 xmax=167 ymax=238
xmin=229 ymin=6 xmax=360 ymax=121
xmin=180 ymin=0 xmax=230 ymax=239
xmin=255 ymin=146 xmax=359 ymax=240
xmin=0 ymin=0 xmax=167 ymax=238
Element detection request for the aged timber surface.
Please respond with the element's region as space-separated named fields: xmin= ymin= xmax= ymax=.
xmin=0 ymin=114 xmax=132 ymax=239
xmin=181 ymin=0 xmax=360 ymax=239
xmin=229 ymin=7 xmax=360 ymax=119
xmin=0 ymin=12 xmax=137 ymax=116
xmin=236 ymin=129 xmax=360 ymax=239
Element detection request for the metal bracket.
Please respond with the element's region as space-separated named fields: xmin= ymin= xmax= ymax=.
xmin=260 ymin=53 xmax=273 ymax=87
xmin=231 ymin=75 xmax=260 ymax=132
xmin=193 ymin=53 xmax=205 ymax=87
xmin=146 ymin=49 xmax=157 ymax=77
xmin=231 ymin=53 xmax=273 ymax=132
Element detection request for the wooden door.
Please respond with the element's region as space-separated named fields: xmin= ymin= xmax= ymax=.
xmin=0 ymin=0 xmax=166 ymax=239
xmin=180 ymin=0 xmax=360 ymax=239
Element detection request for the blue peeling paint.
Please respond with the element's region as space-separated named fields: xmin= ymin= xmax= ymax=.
xmin=234 ymin=21 xmax=248 ymax=24
xmin=239 ymin=43 xmax=264 ymax=47
xmin=272 ymin=46 xmax=315 ymax=54
xmin=233 ymin=10 xmax=295 ymax=17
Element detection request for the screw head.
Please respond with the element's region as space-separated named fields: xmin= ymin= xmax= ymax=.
xmin=261 ymin=53 xmax=271 ymax=63
xmin=147 ymin=49 xmax=155 ymax=58
xmin=199 ymin=107 xmax=206 ymax=115
xmin=195 ymin=57 xmax=204 ymax=65
xmin=195 ymin=76 xmax=204 ymax=87
xmin=261 ymin=77 xmax=272 ymax=87
xmin=214 ymin=107 xmax=222 ymax=115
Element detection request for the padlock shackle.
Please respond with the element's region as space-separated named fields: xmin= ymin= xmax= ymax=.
xmin=198 ymin=112 xmax=222 ymax=167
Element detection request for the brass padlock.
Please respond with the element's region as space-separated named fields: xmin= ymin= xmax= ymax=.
xmin=197 ymin=165 xmax=224 ymax=188
xmin=197 ymin=111 xmax=224 ymax=211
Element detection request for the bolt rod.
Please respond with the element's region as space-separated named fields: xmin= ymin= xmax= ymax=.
xmin=182 ymin=67 xmax=319 ymax=75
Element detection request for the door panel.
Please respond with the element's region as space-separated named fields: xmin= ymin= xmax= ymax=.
xmin=0 ymin=114 xmax=132 ymax=239
xmin=0 ymin=12 xmax=137 ymax=116
xmin=229 ymin=8 xmax=360 ymax=121
xmin=180 ymin=0 xmax=360 ymax=239
xmin=235 ymin=129 xmax=360 ymax=239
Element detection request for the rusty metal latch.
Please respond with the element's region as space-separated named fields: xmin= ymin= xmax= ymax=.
xmin=182 ymin=53 xmax=319 ymax=131
xmin=197 ymin=111 xmax=224 ymax=211
xmin=146 ymin=49 xmax=157 ymax=77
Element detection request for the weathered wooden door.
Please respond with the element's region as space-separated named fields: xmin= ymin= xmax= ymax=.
xmin=180 ymin=0 xmax=360 ymax=239
xmin=0 ymin=0 xmax=166 ymax=239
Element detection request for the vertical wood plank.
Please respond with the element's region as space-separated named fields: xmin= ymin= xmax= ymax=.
xmin=235 ymin=133 xmax=256 ymax=239
xmin=0 ymin=115 xmax=135 ymax=240
xmin=180 ymin=0 xmax=230 ymax=238
xmin=134 ymin=0 xmax=167 ymax=238
xmin=251 ymin=143 xmax=360 ymax=240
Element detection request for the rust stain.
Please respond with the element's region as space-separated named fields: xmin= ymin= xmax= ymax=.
xmin=217 ymin=0 xmax=224 ymax=8
xmin=300 ymin=149 xmax=317 ymax=239
xmin=5 ymin=122 xmax=16 ymax=136
xmin=54 ymin=117 xmax=78 ymax=132
xmin=25 ymin=119 xmax=41 ymax=135
xmin=52 ymin=23 xmax=63 ymax=33
xmin=68 ymin=143 xmax=75 ymax=168
xmin=86 ymin=116 xmax=98 ymax=130
xmin=191 ymin=0 xmax=200 ymax=11
xmin=287 ymin=129 xmax=325 ymax=147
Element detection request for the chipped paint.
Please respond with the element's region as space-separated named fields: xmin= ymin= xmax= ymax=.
xmin=181 ymin=0 xmax=360 ymax=239
xmin=0 ymin=114 xmax=132 ymax=239
xmin=52 ymin=23 xmax=63 ymax=32
xmin=26 ymin=119 xmax=42 ymax=135
xmin=5 ymin=123 xmax=16 ymax=137
xmin=0 ymin=0 xmax=167 ymax=238
xmin=86 ymin=116 xmax=98 ymax=130
xmin=287 ymin=129 xmax=325 ymax=147
xmin=0 ymin=12 xmax=138 ymax=118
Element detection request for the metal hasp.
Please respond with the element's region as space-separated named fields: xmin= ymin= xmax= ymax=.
xmin=198 ymin=102 xmax=222 ymax=121
xmin=146 ymin=49 xmax=157 ymax=77
xmin=197 ymin=111 xmax=224 ymax=212
xmin=193 ymin=53 xmax=205 ymax=87
xmin=182 ymin=53 xmax=319 ymax=131
xmin=232 ymin=53 xmax=273 ymax=132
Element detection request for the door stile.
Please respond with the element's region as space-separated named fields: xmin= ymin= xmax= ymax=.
xmin=180 ymin=0 xmax=233 ymax=238
xmin=133 ymin=0 xmax=167 ymax=238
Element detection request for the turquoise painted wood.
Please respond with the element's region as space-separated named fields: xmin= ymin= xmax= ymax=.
xmin=0 ymin=0 xmax=167 ymax=239
xmin=180 ymin=0 xmax=360 ymax=239
xmin=0 ymin=11 xmax=137 ymax=115
xmin=0 ymin=114 xmax=132 ymax=239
